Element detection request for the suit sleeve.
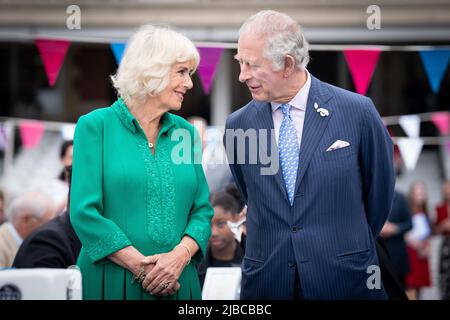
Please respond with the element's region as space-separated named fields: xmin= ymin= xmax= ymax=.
xmin=13 ymin=230 xmax=68 ymax=268
xmin=70 ymin=114 xmax=131 ymax=264
xmin=224 ymin=117 xmax=248 ymax=203
xmin=396 ymin=193 xmax=413 ymax=234
xmin=360 ymin=99 xmax=395 ymax=238
xmin=183 ymin=125 xmax=214 ymax=263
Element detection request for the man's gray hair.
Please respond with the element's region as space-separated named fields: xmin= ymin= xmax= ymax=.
xmin=239 ymin=10 xmax=310 ymax=71
xmin=6 ymin=191 xmax=52 ymax=223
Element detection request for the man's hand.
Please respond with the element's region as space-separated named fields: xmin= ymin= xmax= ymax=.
xmin=380 ymin=222 xmax=399 ymax=238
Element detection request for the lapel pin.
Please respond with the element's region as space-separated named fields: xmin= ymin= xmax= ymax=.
xmin=314 ymin=102 xmax=329 ymax=117
xmin=317 ymin=108 xmax=329 ymax=117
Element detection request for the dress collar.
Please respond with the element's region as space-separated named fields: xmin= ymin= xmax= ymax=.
xmin=112 ymin=98 xmax=176 ymax=135
xmin=271 ymin=68 xmax=311 ymax=112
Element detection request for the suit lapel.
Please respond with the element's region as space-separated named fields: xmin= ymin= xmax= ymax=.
xmin=294 ymin=75 xmax=334 ymax=195
xmin=252 ymin=101 xmax=289 ymax=201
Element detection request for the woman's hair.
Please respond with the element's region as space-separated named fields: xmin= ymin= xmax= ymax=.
xmin=60 ymin=140 xmax=73 ymax=159
xmin=239 ymin=10 xmax=309 ymax=71
xmin=111 ymin=24 xmax=200 ymax=104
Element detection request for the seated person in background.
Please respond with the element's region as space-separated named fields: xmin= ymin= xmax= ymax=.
xmin=197 ymin=192 xmax=244 ymax=289
xmin=0 ymin=189 xmax=6 ymax=225
xmin=58 ymin=140 xmax=73 ymax=181
xmin=0 ymin=191 xmax=55 ymax=268
xmin=13 ymin=166 xmax=82 ymax=269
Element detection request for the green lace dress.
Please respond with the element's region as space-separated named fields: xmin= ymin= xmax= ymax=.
xmin=70 ymin=98 xmax=213 ymax=300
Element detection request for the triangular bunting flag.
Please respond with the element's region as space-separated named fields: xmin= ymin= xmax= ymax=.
xmin=35 ymin=39 xmax=70 ymax=86
xmin=111 ymin=43 xmax=126 ymax=64
xmin=399 ymin=114 xmax=421 ymax=138
xmin=431 ymin=111 xmax=450 ymax=136
xmin=343 ymin=49 xmax=381 ymax=95
xmin=397 ymin=138 xmax=424 ymax=171
xmin=197 ymin=47 xmax=223 ymax=95
xmin=419 ymin=50 xmax=450 ymax=94
xmin=19 ymin=120 xmax=45 ymax=149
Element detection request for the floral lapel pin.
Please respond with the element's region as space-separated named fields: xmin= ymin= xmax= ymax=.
xmin=314 ymin=102 xmax=329 ymax=117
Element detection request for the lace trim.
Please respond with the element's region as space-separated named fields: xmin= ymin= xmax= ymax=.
xmin=135 ymin=132 xmax=176 ymax=247
xmin=184 ymin=222 xmax=211 ymax=259
xmin=86 ymin=231 xmax=131 ymax=262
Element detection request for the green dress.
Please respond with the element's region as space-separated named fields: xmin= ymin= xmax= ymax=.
xmin=70 ymin=98 xmax=213 ymax=300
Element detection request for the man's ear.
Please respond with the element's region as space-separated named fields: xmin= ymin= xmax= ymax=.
xmin=283 ymin=55 xmax=296 ymax=77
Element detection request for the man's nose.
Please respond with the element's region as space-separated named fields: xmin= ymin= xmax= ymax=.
xmin=239 ymin=65 xmax=250 ymax=83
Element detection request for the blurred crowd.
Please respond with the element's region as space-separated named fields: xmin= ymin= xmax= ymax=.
xmin=0 ymin=120 xmax=449 ymax=300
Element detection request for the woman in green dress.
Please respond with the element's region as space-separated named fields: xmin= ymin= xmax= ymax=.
xmin=70 ymin=25 xmax=213 ymax=300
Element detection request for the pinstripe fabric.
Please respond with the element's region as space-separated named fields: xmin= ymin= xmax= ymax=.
xmin=224 ymin=75 xmax=395 ymax=300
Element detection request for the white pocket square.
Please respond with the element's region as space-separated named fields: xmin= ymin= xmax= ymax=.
xmin=326 ymin=140 xmax=350 ymax=152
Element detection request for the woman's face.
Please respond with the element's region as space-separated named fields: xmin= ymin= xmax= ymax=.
xmin=154 ymin=60 xmax=195 ymax=111
xmin=411 ymin=183 xmax=427 ymax=205
xmin=443 ymin=182 xmax=450 ymax=202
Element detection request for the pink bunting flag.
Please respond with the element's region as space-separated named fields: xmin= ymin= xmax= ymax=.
xmin=431 ymin=111 xmax=450 ymax=136
xmin=19 ymin=120 xmax=45 ymax=149
xmin=197 ymin=47 xmax=223 ymax=95
xmin=344 ymin=49 xmax=381 ymax=95
xmin=35 ymin=39 xmax=70 ymax=86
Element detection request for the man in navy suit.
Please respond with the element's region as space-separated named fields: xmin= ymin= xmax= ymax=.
xmin=224 ymin=10 xmax=395 ymax=299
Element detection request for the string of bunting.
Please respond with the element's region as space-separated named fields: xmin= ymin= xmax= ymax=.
xmin=1 ymin=36 xmax=448 ymax=172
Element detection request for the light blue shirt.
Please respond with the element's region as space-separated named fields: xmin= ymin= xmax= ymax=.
xmin=6 ymin=222 xmax=23 ymax=246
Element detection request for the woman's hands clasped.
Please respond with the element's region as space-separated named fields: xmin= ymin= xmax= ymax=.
xmin=140 ymin=245 xmax=190 ymax=296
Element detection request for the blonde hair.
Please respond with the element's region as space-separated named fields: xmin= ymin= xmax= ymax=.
xmin=111 ymin=24 xmax=200 ymax=104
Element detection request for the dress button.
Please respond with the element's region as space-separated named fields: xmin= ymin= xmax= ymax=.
xmin=291 ymin=226 xmax=299 ymax=232
xmin=288 ymin=261 xmax=296 ymax=268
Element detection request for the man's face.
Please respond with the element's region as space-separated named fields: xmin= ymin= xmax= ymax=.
xmin=236 ymin=33 xmax=285 ymax=102
xmin=21 ymin=207 xmax=55 ymax=238
xmin=209 ymin=206 xmax=236 ymax=251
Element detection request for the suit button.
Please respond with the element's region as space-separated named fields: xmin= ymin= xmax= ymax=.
xmin=288 ymin=261 xmax=296 ymax=268
xmin=291 ymin=226 xmax=299 ymax=232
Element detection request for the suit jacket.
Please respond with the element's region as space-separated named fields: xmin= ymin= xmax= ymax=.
xmin=12 ymin=212 xmax=82 ymax=268
xmin=381 ymin=191 xmax=413 ymax=278
xmin=0 ymin=222 xmax=19 ymax=268
xmin=224 ymin=75 xmax=395 ymax=299
xmin=376 ymin=238 xmax=409 ymax=300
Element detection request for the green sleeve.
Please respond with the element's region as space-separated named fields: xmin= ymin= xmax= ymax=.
xmin=70 ymin=113 xmax=132 ymax=264
xmin=183 ymin=125 xmax=213 ymax=263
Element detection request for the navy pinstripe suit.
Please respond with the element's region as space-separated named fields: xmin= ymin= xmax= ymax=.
xmin=224 ymin=75 xmax=395 ymax=299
